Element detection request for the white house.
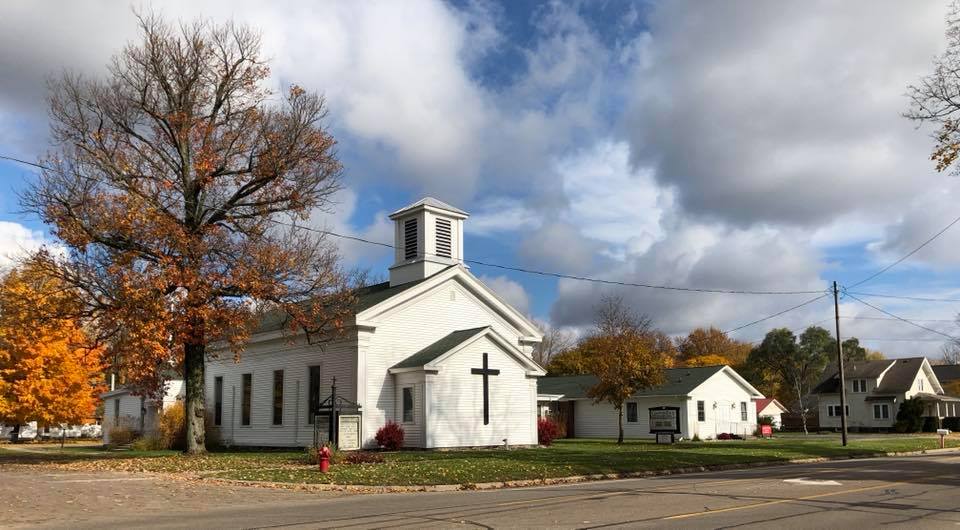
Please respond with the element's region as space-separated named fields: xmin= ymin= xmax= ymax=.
xmin=205 ymin=198 xmax=545 ymax=449
xmin=537 ymin=365 xmax=765 ymax=440
xmin=754 ymin=398 xmax=788 ymax=429
xmin=814 ymin=357 xmax=960 ymax=431
xmin=100 ymin=380 xmax=184 ymax=444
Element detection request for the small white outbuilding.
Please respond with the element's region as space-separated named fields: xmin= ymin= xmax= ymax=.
xmin=538 ymin=365 xmax=765 ymax=440
xmin=100 ymin=380 xmax=183 ymax=444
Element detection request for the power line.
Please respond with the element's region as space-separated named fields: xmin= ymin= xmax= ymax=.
xmin=724 ymin=293 xmax=830 ymax=335
xmin=839 ymin=315 xmax=957 ymax=323
xmin=845 ymin=291 xmax=960 ymax=303
xmin=855 ymin=337 xmax=949 ymax=342
xmin=847 ymin=213 xmax=960 ymax=289
xmin=0 ymin=153 xmax=827 ymax=296
xmin=844 ymin=292 xmax=958 ymax=341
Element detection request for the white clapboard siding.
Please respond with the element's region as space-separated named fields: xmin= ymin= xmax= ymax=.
xmin=205 ymin=335 xmax=358 ymax=447
xmin=687 ymin=371 xmax=758 ymax=439
xmin=101 ymin=394 xmax=144 ymax=443
xmin=574 ymin=397 xmax=688 ymax=439
xmin=363 ymin=279 xmax=531 ymax=447
xmin=427 ymin=335 xmax=537 ymax=447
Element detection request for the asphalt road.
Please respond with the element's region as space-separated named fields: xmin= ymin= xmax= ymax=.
xmin=4 ymin=452 xmax=959 ymax=529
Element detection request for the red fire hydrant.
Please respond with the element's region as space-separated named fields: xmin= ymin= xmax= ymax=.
xmin=319 ymin=445 xmax=331 ymax=473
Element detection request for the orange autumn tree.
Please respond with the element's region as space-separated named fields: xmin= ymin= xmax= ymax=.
xmin=577 ymin=297 xmax=674 ymax=444
xmin=0 ymin=261 xmax=104 ymax=434
xmin=674 ymin=327 xmax=752 ymax=369
xmin=23 ymin=14 xmax=354 ymax=454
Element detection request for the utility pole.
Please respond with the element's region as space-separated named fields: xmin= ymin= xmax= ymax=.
xmin=833 ymin=281 xmax=848 ymax=447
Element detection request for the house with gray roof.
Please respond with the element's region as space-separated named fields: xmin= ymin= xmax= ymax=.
xmin=813 ymin=357 xmax=960 ymax=431
xmin=537 ymin=365 xmax=764 ymax=440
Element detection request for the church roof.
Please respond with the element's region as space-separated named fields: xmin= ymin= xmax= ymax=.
xmin=388 ymin=197 xmax=468 ymax=219
xmin=390 ymin=327 xmax=490 ymax=370
xmin=252 ymin=272 xmax=442 ymax=334
xmin=538 ymin=366 xmax=727 ymax=399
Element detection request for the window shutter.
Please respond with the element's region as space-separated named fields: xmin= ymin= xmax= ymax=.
xmin=436 ymin=218 xmax=452 ymax=258
xmin=404 ymin=218 xmax=418 ymax=260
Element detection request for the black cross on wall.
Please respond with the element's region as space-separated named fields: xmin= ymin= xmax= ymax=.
xmin=470 ymin=352 xmax=500 ymax=425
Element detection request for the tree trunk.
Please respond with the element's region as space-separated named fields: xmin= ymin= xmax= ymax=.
xmin=795 ymin=378 xmax=808 ymax=435
xmin=183 ymin=339 xmax=207 ymax=454
xmin=617 ymin=404 xmax=624 ymax=444
xmin=11 ymin=424 xmax=20 ymax=444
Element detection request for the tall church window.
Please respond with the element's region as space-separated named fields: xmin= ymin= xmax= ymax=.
xmin=697 ymin=401 xmax=705 ymax=422
xmin=214 ymin=376 xmax=223 ymax=426
xmin=241 ymin=373 xmax=252 ymax=426
xmin=436 ymin=218 xmax=452 ymax=258
xmin=272 ymin=370 xmax=284 ymax=426
xmin=402 ymin=387 xmax=414 ymax=423
xmin=308 ymin=366 xmax=321 ymax=424
xmin=404 ymin=218 xmax=418 ymax=260
xmin=626 ymin=402 xmax=638 ymax=423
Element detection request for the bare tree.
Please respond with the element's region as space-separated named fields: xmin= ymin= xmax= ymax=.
xmin=941 ymin=341 xmax=960 ymax=365
xmin=906 ymin=2 xmax=960 ymax=173
xmin=531 ymin=319 xmax=574 ymax=367
xmin=22 ymin=13 xmax=354 ymax=454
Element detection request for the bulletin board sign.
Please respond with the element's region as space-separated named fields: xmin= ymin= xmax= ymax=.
xmin=649 ymin=406 xmax=681 ymax=434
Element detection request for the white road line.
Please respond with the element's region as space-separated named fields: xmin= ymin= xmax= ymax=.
xmin=783 ymin=478 xmax=842 ymax=486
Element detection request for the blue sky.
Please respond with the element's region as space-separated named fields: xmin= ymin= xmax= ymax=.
xmin=2 ymin=1 xmax=960 ymax=357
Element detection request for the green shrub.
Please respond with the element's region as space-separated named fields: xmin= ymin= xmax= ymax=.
xmin=692 ymin=433 xmax=701 ymax=442
xmin=757 ymin=415 xmax=774 ymax=426
xmin=894 ymin=397 xmax=925 ymax=433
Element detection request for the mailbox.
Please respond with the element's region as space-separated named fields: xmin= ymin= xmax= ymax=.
xmin=937 ymin=428 xmax=951 ymax=436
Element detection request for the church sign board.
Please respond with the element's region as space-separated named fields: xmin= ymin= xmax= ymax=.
xmin=338 ymin=415 xmax=361 ymax=451
xmin=649 ymin=406 xmax=681 ymax=444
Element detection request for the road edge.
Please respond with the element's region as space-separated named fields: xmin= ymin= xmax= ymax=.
xmin=198 ymin=445 xmax=960 ymax=494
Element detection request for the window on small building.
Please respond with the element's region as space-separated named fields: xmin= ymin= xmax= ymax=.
xmin=308 ymin=366 xmax=321 ymax=424
xmin=241 ymin=374 xmax=252 ymax=426
xmin=402 ymin=387 xmax=414 ymax=423
xmin=918 ymin=379 xmax=924 ymax=392
xmin=740 ymin=401 xmax=748 ymax=421
xmin=626 ymin=402 xmax=638 ymax=423
xmin=404 ymin=218 xmax=418 ymax=260
xmin=874 ymin=404 xmax=890 ymax=420
xmin=697 ymin=400 xmax=705 ymax=422
xmin=435 ymin=218 xmax=452 ymax=258
xmin=214 ymin=376 xmax=223 ymax=426
xmin=272 ymin=370 xmax=284 ymax=426
xmin=853 ymin=379 xmax=867 ymax=393
xmin=113 ymin=398 xmax=120 ymax=421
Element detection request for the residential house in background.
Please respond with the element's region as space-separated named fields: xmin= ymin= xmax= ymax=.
xmin=100 ymin=380 xmax=184 ymax=444
xmin=754 ymin=398 xmax=788 ymax=429
xmin=814 ymin=357 xmax=960 ymax=431
xmin=537 ymin=365 xmax=765 ymax=440
xmin=205 ymin=198 xmax=545 ymax=449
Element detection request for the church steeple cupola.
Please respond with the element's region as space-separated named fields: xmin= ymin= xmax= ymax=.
xmin=388 ymin=197 xmax=468 ymax=286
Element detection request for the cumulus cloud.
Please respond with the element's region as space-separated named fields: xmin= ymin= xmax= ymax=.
xmin=625 ymin=0 xmax=950 ymax=227
xmin=478 ymin=274 xmax=530 ymax=315
xmin=0 ymin=221 xmax=50 ymax=268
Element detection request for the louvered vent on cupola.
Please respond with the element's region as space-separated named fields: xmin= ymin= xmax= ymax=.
xmin=388 ymin=197 xmax=469 ymax=287
xmin=435 ymin=218 xmax=452 ymax=258
xmin=404 ymin=218 xmax=418 ymax=260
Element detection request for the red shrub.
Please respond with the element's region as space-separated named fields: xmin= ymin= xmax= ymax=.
xmin=538 ymin=417 xmax=560 ymax=446
xmin=375 ymin=421 xmax=405 ymax=450
xmin=343 ymin=451 xmax=385 ymax=465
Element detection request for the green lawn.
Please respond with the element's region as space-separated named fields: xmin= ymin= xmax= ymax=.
xmin=2 ymin=434 xmax=956 ymax=486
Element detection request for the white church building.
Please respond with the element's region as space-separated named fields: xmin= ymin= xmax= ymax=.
xmin=205 ymin=198 xmax=546 ymax=449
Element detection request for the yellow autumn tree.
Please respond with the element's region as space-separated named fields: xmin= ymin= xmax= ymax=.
xmin=0 ymin=261 xmax=104 ymax=431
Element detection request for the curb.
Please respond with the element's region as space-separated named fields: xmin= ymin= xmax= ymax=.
xmin=199 ymin=445 xmax=960 ymax=494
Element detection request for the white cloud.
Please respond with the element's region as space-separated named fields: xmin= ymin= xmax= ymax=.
xmin=479 ymin=274 xmax=530 ymax=315
xmin=0 ymin=221 xmax=50 ymax=268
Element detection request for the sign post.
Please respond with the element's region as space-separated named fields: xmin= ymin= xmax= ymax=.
xmin=649 ymin=406 xmax=681 ymax=444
